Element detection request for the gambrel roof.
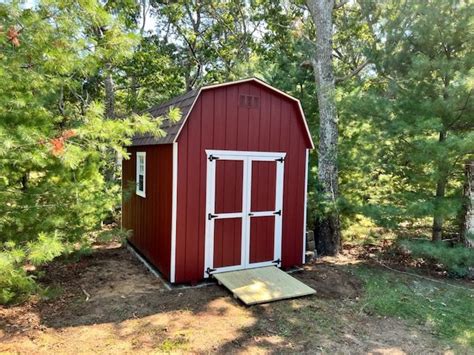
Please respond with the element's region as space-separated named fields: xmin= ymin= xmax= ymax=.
xmin=132 ymin=78 xmax=314 ymax=148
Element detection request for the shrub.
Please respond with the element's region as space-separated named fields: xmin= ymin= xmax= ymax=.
xmin=0 ymin=234 xmax=65 ymax=304
xmin=399 ymin=239 xmax=474 ymax=277
xmin=0 ymin=251 xmax=36 ymax=304
xmin=0 ymin=1 xmax=162 ymax=304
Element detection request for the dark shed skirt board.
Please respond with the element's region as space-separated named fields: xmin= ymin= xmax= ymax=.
xmin=122 ymin=78 xmax=314 ymax=284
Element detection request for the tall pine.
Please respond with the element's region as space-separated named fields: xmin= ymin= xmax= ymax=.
xmin=0 ymin=0 xmax=161 ymax=303
xmin=350 ymin=0 xmax=473 ymax=239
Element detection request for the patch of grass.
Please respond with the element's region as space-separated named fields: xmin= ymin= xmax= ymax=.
xmin=353 ymin=265 xmax=474 ymax=347
xmin=399 ymin=239 xmax=474 ymax=277
xmin=159 ymin=335 xmax=189 ymax=352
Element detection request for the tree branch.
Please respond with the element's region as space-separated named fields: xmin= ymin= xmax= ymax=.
xmin=334 ymin=0 xmax=349 ymax=10
xmin=335 ymin=60 xmax=369 ymax=83
xmin=446 ymin=89 xmax=472 ymax=129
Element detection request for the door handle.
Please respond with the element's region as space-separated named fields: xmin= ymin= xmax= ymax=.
xmin=208 ymin=213 xmax=218 ymax=220
xmin=248 ymin=212 xmax=254 ymax=216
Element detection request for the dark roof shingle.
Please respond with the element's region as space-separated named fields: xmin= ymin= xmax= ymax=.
xmin=132 ymin=89 xmax=199 ymax=146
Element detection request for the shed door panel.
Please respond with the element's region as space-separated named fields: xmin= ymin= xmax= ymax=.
xmin=215 ymin=160 xmax=243 ymax=213
xmin=213 ymin=218 xmax=242 ymax=268
xmin=249 ymin=216 xmax=275 ymax=263
xmin=251 ymin=161 xmax=276 ymax=212
xmin=249 ymin=160 xmax=278 ymax=264
xmin=212 ymin=160 xmax=244 ymax=268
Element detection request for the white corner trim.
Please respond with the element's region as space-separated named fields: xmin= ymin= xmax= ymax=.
xmin=136 ymin=151 xmax=146 ymax=198
xmin=172 ymin=78 xmax=314 ymax=149
xmin=302 ymin=149 xmax=309 ymax=264
xmin=170 ymin=143 xmax=178 ymax=283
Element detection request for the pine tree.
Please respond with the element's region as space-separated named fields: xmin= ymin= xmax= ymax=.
xmin=350 ymin=0 xmax=473 ymax=239
xmin=0 ymin=0 xmax=161 ymax=303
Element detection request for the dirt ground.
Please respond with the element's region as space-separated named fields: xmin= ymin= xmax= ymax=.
xmin=0 ymin=243 xmax=460 ymax=354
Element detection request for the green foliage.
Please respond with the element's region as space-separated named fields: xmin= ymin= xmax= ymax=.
xmin=354 ymin=265 xmax=474 ymax=347
xmin=0 ymin=0 xmax=161 ymax=304
xmin=0 ymin=242 xmax=36 ymax=304
xmin=118 ymin=35 xmax=186 ymax=111
xmin=343 ymin=0 xmax=474 ymax=231
xmin=95 ymin=226 xmax=131 ymax=244
xmin=255 ymin=0 xmax=472 ymax=241
xmin=159 ymin=335 xmax=189 ymax=352
xmin=399 ymin=239 xmax=474 ymax=277
xmin=150 ymin=0 xmax=261 ymax=89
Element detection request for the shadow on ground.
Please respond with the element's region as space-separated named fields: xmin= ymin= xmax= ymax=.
xmin=0 ymin=244 xmax=455 ymax=353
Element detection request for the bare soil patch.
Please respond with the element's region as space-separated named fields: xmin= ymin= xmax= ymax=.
xmin=343 ymin=241 xmax=474 ymax=283
xmin=294 ymin=262 xmax=363 ymax=299
xmin=0 ymin=243 xmax=458 ymax=354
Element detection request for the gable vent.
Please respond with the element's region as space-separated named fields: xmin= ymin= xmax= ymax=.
xmin=239 ymin=94 xmax=260 ymax=109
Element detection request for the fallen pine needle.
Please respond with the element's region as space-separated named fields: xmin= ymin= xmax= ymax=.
xmin=81 ymin=286 xmax=90 ymax=301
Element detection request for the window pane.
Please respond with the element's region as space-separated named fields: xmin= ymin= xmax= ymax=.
xmin=138 ymin=175 xmax=144 ymax=191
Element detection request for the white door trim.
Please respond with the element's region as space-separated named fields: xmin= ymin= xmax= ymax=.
xmin=204 ymin=150 xmax=286 ymax=277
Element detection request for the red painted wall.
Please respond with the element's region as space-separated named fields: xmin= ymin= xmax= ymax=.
xmin=122 ymin=144 xmax=173 ymax=279
xmin=175 ymin=81 xmax=311 ymax=283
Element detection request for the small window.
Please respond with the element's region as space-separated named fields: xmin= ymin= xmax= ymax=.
xmin=136 ymin=152 xmax=146 ymax=197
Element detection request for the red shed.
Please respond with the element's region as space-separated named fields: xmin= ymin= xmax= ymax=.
xmin=122 ymin=78 xmax=314 ymax=284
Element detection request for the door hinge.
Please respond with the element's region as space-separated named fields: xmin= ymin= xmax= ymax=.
xmin=206 ymin=267 xmax=216 ymax=275
xmin=208 ymin=213 xmax=218 ymax=220
xmin=273 ymin=210 xmax=281 ymax=216
xmin=275 ymin=157 xmax=284 ymax=163
xmin=248 ymin=212 xmax=254 ymax=216
xmin=273 ymin=258 xmax=281 ymax=265
xmin=208 ymin=155 xmax=219 ymax=161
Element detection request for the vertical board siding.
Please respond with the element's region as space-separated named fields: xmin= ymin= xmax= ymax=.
xmin=122 ymin=144 xmax=173 ymax=279
xmin=175 ymin=127 xmax=188 ymax=281
xmin=185 ymin=96 xmax=201 ymax=281
xmin=175 ymin=82 xmax=310 ymax=283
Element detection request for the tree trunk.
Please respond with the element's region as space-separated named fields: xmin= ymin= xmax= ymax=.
xmin=104 ymin=63 xmax=115 ymax=120
xmin=104 ymin=63 xmax=117 ymax=183
xmin=432 ymin=131 xmax=448 ymax=242
xmin=460 ymin=160 xmax=474 ymax=248
xmin=306 ymin=0 xmax=341 ymax=255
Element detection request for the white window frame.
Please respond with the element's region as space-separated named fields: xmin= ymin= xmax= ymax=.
xmin=136 ymin=152 xmax=146 ymax=198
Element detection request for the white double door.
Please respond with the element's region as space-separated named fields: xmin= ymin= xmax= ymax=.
xmin=204 ymin=150 xmax=285 ymax=277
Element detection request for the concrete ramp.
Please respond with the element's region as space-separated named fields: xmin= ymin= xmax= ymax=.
xmin=213 ymin=266 xmax=316 ymax=305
